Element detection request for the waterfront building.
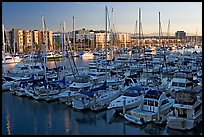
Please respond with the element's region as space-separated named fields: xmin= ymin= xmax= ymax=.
xmin=95 ymin=32 xmax=111 ymax=49
xmin=52 ymin=32 xmax=62 ymax=51
xmin=47 ymin=30 xmax=53 ymax=50
xmin=4 ymin=28 xmax=11 ymax=53
xmin=23 ymin=30 xmax=32 ymax=52
xmin=33 ymin=30 xmax=40 ymax=46
xmin=18 ymin=29 xmax=24 ymax=53
xmin=2 ymin=27 xmax=202 ymax=54
xmin=175 ymin=31 xmax=186 ymax=41
xmin=118 ymin=32 xmax=131 ymax=49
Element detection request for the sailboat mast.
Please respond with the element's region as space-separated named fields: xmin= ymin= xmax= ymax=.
xmin=167 ymin=20 xmax=170 ymax=46
xmin=63 ymin=21 xmax=66 ymax=76
xmin=105 ymin=6 xmax=108 ymax=79
xmin=73 ymin=16 xmax=75 ymax=51
xmin=138 ymin=8 xmax=142 ymax=63
xmin=138 ymin=8 xmax=141 ymax=48
xmin=2 ymin=24 xmax=6 ymax=74
xmin=110 ymin=7 xmax=114 ymax=62
xmin=159 ymin=12 xmax=161 ymax=47
xmin=105 ymin=6 xmax=108 ymax=56
xmin=42 ymin=15 xmax=47 ymax=81
xmin=31 ymin=30 xmax=34 ymax=74
xmin=61 ymin=23 xmax=64 ymax=75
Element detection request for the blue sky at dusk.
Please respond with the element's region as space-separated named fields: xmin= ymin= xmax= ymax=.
xmin=2 ymin=2 xmax=202 ymax=36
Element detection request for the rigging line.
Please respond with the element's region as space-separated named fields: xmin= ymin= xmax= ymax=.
xmin=107 ymin=8 xmax=111 ymax=32
xmin=62 ymin=23 xmax=79 ymax=78
xmin=71 ymin=50 xmax=79 ymax=77
xmin=61 ymin=23 xmax=76 ymax=78
xmin=67 ymin=47 xmax=76 ymax=78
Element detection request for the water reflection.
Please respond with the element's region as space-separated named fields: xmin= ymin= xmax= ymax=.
xmin=6 ymin=108 xmax=11 ymax=135
xmin=74 ymin=119 xmax=79 ymax=135
xmin=166 ymin=122 xmax=203 ymax=135
xmin=73 ymin=110 xmax=107 ymax=126
xmin=47 ymin=111 xmax=52 ymax=129
xmin=33 ymin=115 xmax=37 ymax=135
xmin=4 ymin=93 xmax=12 ymax=135
xmin=64 ymin=108 xmax=70 ymax=135
xmin=2 ymin=84 xmax=202 ymax=135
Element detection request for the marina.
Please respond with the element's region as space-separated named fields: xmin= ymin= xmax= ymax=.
xmin=2 ymin=2 xmax=202 ymax=135
xmin=2 ymin=46 xmax=202 ymax=135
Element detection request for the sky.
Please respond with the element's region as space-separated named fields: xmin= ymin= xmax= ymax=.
xmin=2 ymin=2 xmax=202 ymax=36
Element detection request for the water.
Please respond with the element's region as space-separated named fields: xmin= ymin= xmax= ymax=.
xmin=2 ymin=48 xmax=202 ymax=135
xmin=2 ymin=91 xmax=202 ymax=135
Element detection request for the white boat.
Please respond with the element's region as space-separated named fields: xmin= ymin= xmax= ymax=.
xmin=107 ymin=85 xmax=146 ymax=111
xmin=56 ymin=80 xmax=92 ymax=103
xmin=31 ymin=85 xmax=61 ymax=101
xmin=71 ymin=77 xmax=125 ymax=110
xmin=124 ymin=89 xmax=174 ymax=125
xmin=2 ymin=77 xmax=14 ymax=91
xmin=54 ymin=75 xmax=93 ymax=103
xmin=3 ymin=75 xmax=33 ymax=92
xmin=8 ymin=61 xmax=44 ymax=77
xmin=167 ymin=70 xmax=195 ymax=97
xmin=88 ymin=59 xmax=103 ymax=72
xmin=167 ymin=86 xmax=202 ymax=130
xmin=88 ymin=71 xmax=108 ymax=83
xmin=2 ymin=53 xmax=22 ymax=64
xmin=72 ymin=88 xmax=121 ymax=110
xmin=82 ymin=52 xmax=94 ymax=58
xmin=46 ymin=51 xmax=62 ymax=60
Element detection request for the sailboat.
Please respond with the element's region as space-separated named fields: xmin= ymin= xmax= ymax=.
xmin=2 ymin=24 xmax=18 ymax=91
xmin=72 ymin=6 xmax=123 ymax=111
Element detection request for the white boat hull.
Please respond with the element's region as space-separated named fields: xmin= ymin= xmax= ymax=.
xmin=167 ymin=111 xmax=202 ymax=130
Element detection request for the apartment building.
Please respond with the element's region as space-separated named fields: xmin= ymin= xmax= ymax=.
xmin=33 ymin=30 xmax=40 ymax=45
xmin=118 ymin=33 xmax=131 ymax=48
xmin=23 ymin=30 xmax=32 ymax=52
xmin=95 ymin=32 xmax=111 ymax=49
xmin=18 ymin=30 xmax=24 ymax=53
xmin=3 ymin=28 xmax=11 ymax=53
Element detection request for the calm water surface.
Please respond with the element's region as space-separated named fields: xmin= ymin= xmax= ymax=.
xmin=2 ymin=48 xmax=202 ymax=135
xmin=2 ymin=91 xmax=202 ymax=135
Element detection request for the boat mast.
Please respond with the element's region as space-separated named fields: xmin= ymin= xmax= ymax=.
xmin=167 ymin=20 xmax=170 ymax=47
xmin=159 ymin=12 xmax=161 ymax=48
xmin=73 ymin=16 xmax=75 ymax=51
xmin=105 ymin=6 xmax=108 ymax=80
xmin=110 ymin=7 xmax=114 ymax=62
xmin=63 ymin=21 xmax=66 ymax=77
xmin=138 ymin=8 xmax=141 ymax=63
xmin=2 ymin=24 xmax=6 ymax=74
xmin=130 ymin=19 xmax=137 ymax=66
xmin=42 ymin=15 xmax=47 ymax=81
xmin=158 ymin=11 xmax=163 ymax=67
xmin=31 ymin=30 xmax=34 ymax=75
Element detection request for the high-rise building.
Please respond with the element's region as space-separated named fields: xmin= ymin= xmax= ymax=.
xmin=175 ymin=31 xmax=186 ymax=40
